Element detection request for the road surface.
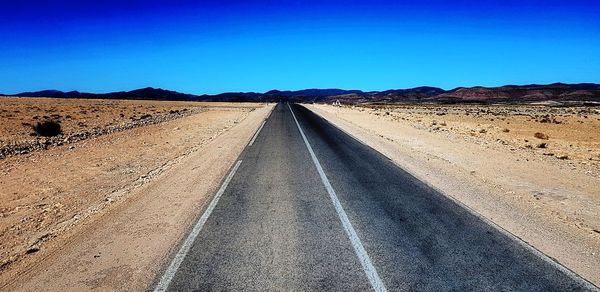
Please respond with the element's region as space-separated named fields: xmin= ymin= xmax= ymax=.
xmin=154 ymin=103 xmax=595 ymax=291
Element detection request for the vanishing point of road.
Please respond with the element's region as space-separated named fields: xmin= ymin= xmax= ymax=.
xmin=153 ymin=103 xmax=596 ymax=291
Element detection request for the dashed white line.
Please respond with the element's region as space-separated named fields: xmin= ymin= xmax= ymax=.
xmin=153 ymin=160 xmax=243 ymax=292
xmin=287 ymin=103 xmax=388 ymax=292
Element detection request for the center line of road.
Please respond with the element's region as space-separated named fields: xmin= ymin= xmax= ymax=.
xmin=153 ymin=160 xmax=243 ymax=292
xmin=288 ymin=103 xmax=388 ymax=292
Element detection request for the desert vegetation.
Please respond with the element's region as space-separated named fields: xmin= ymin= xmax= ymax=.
xmin=31 ymin=120 xmax=62 ymax=137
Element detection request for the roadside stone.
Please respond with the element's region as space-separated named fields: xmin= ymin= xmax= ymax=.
xmin=534 ymin=132 xmax=549 ymax=140
xmin=26 ymin=245 xmax=40 ymax=254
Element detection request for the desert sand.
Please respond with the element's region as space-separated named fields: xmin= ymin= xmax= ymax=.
xmin=0 ymin=98 xmax=273 ymax=290
xmin=306 ymin=103 xmax=600 ymax=285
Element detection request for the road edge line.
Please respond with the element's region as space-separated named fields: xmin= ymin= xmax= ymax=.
xmin=153 ymin=159 xmax=243 ymax=292
xmin=288 ymin=103 xmax=387 ymax=292
xmin=248 ymin=120 xmax=266 ymax=146
xmin=248 ymin=104 xmax=275 ymax=146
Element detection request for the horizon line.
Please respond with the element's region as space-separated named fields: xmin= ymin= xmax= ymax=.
xmin=3 ymin=81 xmax=599 ymax=96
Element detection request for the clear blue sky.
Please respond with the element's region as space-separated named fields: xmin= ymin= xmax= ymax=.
xmin=1 ymin=0 xmax=599 ymax=94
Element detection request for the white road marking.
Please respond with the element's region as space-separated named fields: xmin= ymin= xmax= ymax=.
xmin=287 ymin=103 xmax=388 ymax=292
xmin=153 ymin=160 xmax=243 ymax=292
xmin=248 ymin=120 xmax=266 ymax=146
xmin=305 ymin=106 xmax=599 ymax=291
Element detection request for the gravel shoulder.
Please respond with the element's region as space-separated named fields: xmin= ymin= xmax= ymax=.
xmin=0 ymin=102 xmax=273 ymax=290
xmin=305 ymin=103 xmax=600 ymax=286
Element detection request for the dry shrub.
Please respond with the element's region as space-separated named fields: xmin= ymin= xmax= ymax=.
xmin=32 ymin=120 xmax=62 ymax=137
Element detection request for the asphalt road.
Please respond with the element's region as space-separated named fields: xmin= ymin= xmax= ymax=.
xmin=155 ymin=103 xmax=595 ymax=291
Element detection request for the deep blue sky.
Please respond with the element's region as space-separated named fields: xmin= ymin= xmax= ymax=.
xmin=1 ymin=0 xmax=599 ymax=94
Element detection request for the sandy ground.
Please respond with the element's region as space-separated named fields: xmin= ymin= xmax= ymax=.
xmin=0 ymin=99 xmax=273 ymax=290
xmin=306 ymin=103 xmax=600 ymax=285
xmin=0 ymin=97 xmax=258 ymax=158
xmin=0 ymin=98 xmax=200 ymax=145
xmin=362 ymin=104 xmax=600 ymax=166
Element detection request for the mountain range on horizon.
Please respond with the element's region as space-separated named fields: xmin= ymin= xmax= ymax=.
xmin=2 ymin=83 xmax=600 ymax=104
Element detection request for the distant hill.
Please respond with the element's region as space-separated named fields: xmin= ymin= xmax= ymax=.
xmin=432 ymin=83 xmax=600 ymax=103
xmin=198 ymin=92 xmax=263 ymax=102
xmin=7 ymin=87 xmax=198 ymax=101
xmin=103 ymin=87 xmax=198 ymax=101
xmin=2 ymin=83 xmax=600 ymax=104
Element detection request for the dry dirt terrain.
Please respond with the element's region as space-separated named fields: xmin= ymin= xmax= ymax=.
xmin=364 ymin=104 xmax=600 ymax=166
xmin=306 ymin=103 xmax=600 ymax=285
xmin=0 ymin=97 xmax=273 ymax=290
xmin=0 ymin=97 xmax=212 ymax=158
